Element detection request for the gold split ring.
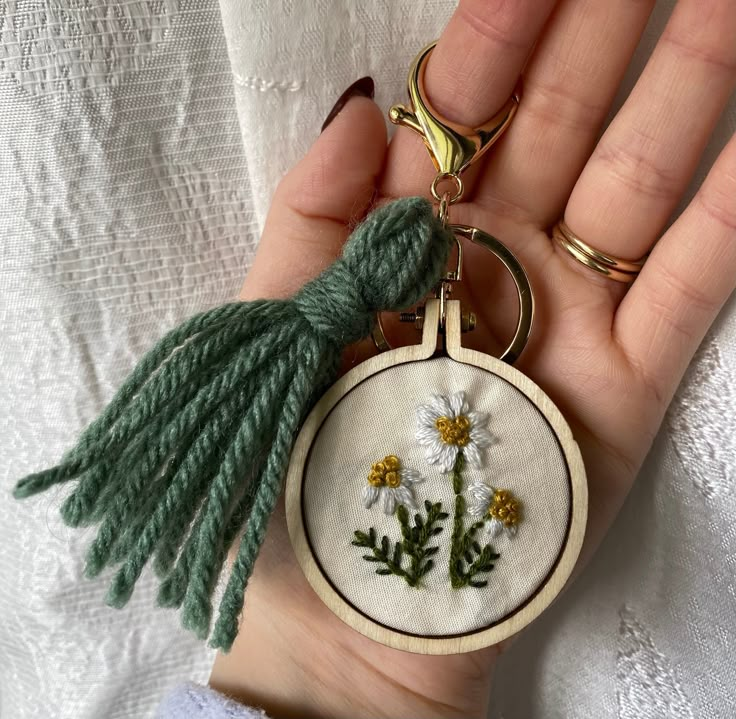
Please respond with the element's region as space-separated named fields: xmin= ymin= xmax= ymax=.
xmin=552 ymin=220 xmax=645 ymax=284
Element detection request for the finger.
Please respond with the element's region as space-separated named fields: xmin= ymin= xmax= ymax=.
xmin=475 ymin=0 xmax=656 ymax=225
xmin=380 ymin=0 xmax=558 ymax=200
xmin=241 ymin=89 xmax=387 ymax=300
xmin=563 ymin=0 xmax=736 ymax=265
xmin=614 ymin=131 xmax=736 ymax=407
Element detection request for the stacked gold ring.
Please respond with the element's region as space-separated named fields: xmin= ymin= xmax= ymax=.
xmin=553 ymin=220 xmax=645 ymax=284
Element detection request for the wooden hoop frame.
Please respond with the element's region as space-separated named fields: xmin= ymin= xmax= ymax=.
xmin=285 ymin=300 xmax=587 ymax=654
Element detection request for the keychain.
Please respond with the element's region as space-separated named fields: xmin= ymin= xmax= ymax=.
xmin=285 ymin=43 xmax=587 ymax=654
xmin=13 ymin=42 xmax=586 ymax=654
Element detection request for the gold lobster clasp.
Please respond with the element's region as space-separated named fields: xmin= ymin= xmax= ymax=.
xmin=389 ymin=42 xmax=520 ymax=181
xmin=373 ymin=41 xmax=529 ymax=361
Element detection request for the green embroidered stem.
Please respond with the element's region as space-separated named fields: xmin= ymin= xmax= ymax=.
xmin=396 ymin=500 xmax=448 ymax=583
xmin=451 ymin=451 xmax=464 ymax=494
xmin=448 ymin=452 xmax=500 ymax=588
xmin=353 ymin=528 xmax=413 ymax=584
xmin=13 ymin=197 xmax=453 ymax=653
xmin=352 ymin=500 xmax=448 ymax=587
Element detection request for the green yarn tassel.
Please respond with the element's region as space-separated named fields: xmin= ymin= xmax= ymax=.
xmin=13 ymin=197 xmax=451 ymax=651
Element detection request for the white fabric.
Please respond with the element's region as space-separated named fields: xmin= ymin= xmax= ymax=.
xmin=0 ymin=1 xmax=252 ymax=717
xmin=1 ymin=1 xmax=734 ymax=717
xmin=303 ymin=358 xmax=570 ymax=635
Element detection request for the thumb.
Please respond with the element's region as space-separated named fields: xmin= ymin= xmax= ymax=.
xmin=241 ymin=78 xmax=388 ymax=301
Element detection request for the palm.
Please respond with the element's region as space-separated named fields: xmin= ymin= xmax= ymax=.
xmin=213 ymin=2 xmax=736 ymax=717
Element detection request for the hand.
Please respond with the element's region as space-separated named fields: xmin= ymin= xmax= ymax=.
xmin=210 ymin=1 xmax=736 ymax=717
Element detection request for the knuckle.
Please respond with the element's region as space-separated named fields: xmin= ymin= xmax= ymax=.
xmin=456 ymin=0 xmax=528 ymax=51
xmin=647 ymin=259 xmax=719 ymax=318
xmin=697 ymin=188 xmax=736 ymax=233
xmin=595 ymin=135 xmax=681 ymax=200
xmin=661 ymin=28 xmax=736 ymax=74
xmin=525 ymin=79 xmax=608 ymax=133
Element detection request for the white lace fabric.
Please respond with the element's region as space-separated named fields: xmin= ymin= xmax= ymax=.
xmin=1 ymin=1 xmax=734 ymax=718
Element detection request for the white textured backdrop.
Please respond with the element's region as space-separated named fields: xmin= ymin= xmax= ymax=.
xmin=1 ymin=1 xmax=734 ymax=717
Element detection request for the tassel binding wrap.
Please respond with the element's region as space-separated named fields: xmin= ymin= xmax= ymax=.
xmin=13 ymin=197 xmax=451 ymax=651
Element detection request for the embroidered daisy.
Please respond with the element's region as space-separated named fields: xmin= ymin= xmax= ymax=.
xmin=468 ymin=483 xmax=522 ymax=538
xmin=361 ymin=455 xmax=424 ymax=515
xmin=415 ymin=391 xmax=493 ymax=472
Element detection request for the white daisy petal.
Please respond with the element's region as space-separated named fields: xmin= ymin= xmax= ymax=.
xmin=505 ymin=524 xmax=518 ymax=538
xmin=381 ymin=489 xmax=396 ymax=515
xmin=416 ymin=424 xmax=440 ymax=445
xmin=426 ymin=438 xmax=446 ymax=458
xmin=417 ymin=405 xmax=443 ymax=426
xmin=469 ymin=425 xmax=494 ymax=449
xmin=400 ymin=468 xmax=424 ymax=485
xmin=466 ymin=410 xmax=488 ymax=426
xmin=362 ymin=485 xmax=379 ymax=509
xmin=463 ymin=441 xmax=483 ymax=468
xmin=436 ymin=444 xmax=458 ymax=473
xmin=449 ymin=391 xmax=467 ymax=417
xmin=486 ymin=518 xmax=504 ymax=538
xmin=467 ymin=482 xmax=493 ymax=505
xmin=467 ymin=498 xmax=488 ymax=519
xmin=430 ymin=394 xmax=453 ymax=417
xmin=395 ymin=485 xmax=417 ymax=509
xmin=421 ymin=439 xmax=440 ymax=462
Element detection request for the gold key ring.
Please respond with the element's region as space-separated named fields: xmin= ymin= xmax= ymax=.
xmin=452 ymin=225 xmax=534 ymax=365
xmin=372 ymin=225 xmax=534 ymax=365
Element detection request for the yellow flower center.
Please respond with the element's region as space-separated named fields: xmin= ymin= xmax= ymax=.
xmin=435 ymin=415 xmax=471 ymax=446
xmin=488 ymin=489 xmax=521 ymax=527
xmin=367 ymin=455 xmax=402 ymax=487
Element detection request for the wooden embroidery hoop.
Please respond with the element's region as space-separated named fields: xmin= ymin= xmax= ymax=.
xmin=285 ymin=298 xmax=588 ymax=655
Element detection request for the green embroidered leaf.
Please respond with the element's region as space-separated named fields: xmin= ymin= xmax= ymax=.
xmin=469 ymin=580 xmax=488 ymax=588
xmin=419 ymin=559 xmax=434 ymax=577
xmin=353 ymin=498 xmax=448 ymax=587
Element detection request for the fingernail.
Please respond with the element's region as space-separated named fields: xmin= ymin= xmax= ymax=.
xmin=321 ymin=76 xmax=374 ymax=132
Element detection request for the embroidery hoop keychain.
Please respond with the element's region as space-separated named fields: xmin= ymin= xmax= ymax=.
xmin=12 ymin=41 xmax=587 ymax=655
xmin=285 ymin=43 xmax=588 ymax=654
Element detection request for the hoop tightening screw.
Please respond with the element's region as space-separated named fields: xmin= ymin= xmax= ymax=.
xmin=399 ymin=306 xmax=425 ymax=331
xmin=400 ymin=305 xmax=476 ymax=333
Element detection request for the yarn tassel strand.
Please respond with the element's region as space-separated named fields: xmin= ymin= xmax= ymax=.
xmin=13 ymin=197 xmax=451 ymax=651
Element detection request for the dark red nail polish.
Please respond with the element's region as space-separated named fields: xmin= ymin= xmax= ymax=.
xmin=321 ymin=76 xmax=375 ymax=132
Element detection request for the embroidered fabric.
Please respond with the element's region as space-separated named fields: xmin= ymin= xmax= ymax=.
xmin=1 ymin=0 xmax=734 ymax=717
xmin=303 ymin=359 xmax=571 ymax=636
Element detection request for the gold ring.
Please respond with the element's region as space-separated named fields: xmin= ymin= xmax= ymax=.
xmin=553 ymin=220 xmax=645 ymax=284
